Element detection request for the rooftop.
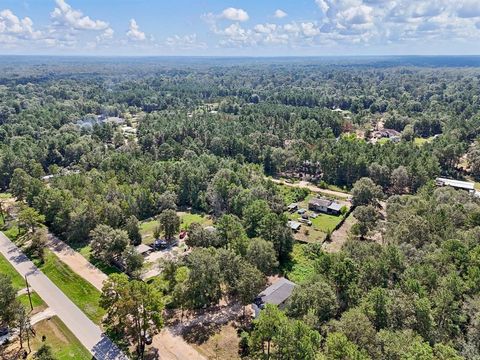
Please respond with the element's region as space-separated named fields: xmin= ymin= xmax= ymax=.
xmin=135 ymin=244 xmax=153 ymax=255
xmin=257 ymin=278 xmax=296 ymax=306
xmin=309 ymin=198 xmax=332 ymax=207
xmin=436 ymin=177 xmax=475 ymax=191
xmin=287 ymin=220 xmax=301 ymax=230
xmin=328 ymin=202 xmax=343 ymax=211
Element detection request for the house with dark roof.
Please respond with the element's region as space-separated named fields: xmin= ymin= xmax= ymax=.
xmin=308 ymin=197 xmax=343 ymax=215
xmin=252 ymin=278 xmax=296 ymax=317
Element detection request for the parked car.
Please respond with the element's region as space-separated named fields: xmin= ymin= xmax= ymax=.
xmin=301 ymin=213 xmax=309 ymax=220
xmin=153 ymin=239 xmax=168 ymax=250
xmin=310 ymin=212 xmax=318 ymax=219
xmin=299 ymin=218 xmax=312 ymax=226
xmin=297 ymin=208 xmax=307 ymax=215
xmin=144 ymin=333 xmax=153 ymax=345
xmin=0 ymin=327 xmax=11 ymax=345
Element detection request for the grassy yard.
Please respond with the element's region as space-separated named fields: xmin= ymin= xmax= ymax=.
xmin=284 ymin=243 xmax=316 ymax=284
xmin=39 ymin=250 xmax=105 ymax=324
xmin=18 ymin=292 xmax=45 ymax=311
xmin=31 ymin=316 xmax=92 ymax=360
xmin=0 ymin=192 xmax=12 ymax=199
xmin=0 ymin=252 xmax=25 ymax=289
xmin=0 ymin=252 xmax=46 ymax=312
xmin=287 ymin=194 xmax=345 ymax=243
xmin=414 ymin=136 xmax=435 ymax=146
xmin=140 ymin=211 xmax=213 ymax=244
xmin=74 ymin=244 xmax=120 ymax=276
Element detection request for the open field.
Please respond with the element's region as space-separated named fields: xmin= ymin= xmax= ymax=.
xmin=193 ymin=322 xmax=240 ymax=360
xmin=0 ymin=252 xmax=25 ymax=288
xmin=39 ymin=250 xmax=105 ymax=325
xmin=414 ymin=136 xmax=435 ymax=146
xmin=286 ymin=194 xmax=347 ymax=243
xmin=284 ymin=243 xmax=316 ymax=284
xmin=1 ymin=252 xmax=46 ymax=312
xmin=31 ymin=316 xmax=92 ymax=360
xmin=140 ymin=211 xmax=213 ymax=244
xmin=75 ymin=244 xmax=120 ymax=276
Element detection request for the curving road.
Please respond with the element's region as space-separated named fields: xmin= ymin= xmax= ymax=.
xmin=0 ymin=231 xmax=129 ymax=360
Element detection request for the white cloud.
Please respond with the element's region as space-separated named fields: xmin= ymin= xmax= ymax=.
xmin=126 ymin=19 xmax=145 ymax=41
xmin=254 ymin=23 xmax=277 ymax=34
xmin=274 ymin=9 xmax=288 ymax=19
xmin=51 ymin=0 xmax=108 ymax=31
xmin=457 ymin=0 xmax=480 ymax=18
xmin=315 ymin=0 xmax=330 ymax=14
xmin=165 ymin=33 xmax=206 ymax=49
xmin=221 ymin=8 xmax=249 ymax=22
xmin=96 ymin=27 xmax=114 ymax=42
xmin=0 ymin=9 xmax=41 ymax=41
xmin=301 ymin=22 xmax=320 ymax=37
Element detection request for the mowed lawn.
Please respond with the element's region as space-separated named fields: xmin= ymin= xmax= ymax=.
xmin=140 ymin=211 xmax=213 ymax=244
xmin=287 ymin=194 xmax=345 ymax=243
xmin=1 ymin=252 xmax=46 ymax=311
xmin=32 ymin=316 xmax=92 ymax=360
xmin=39 ymin=250 xmax=105 ymax=324
xmin=0 ymin=252 xmax=25 ymax=289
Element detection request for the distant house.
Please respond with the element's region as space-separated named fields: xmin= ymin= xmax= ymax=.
xmin=204 ymin=226 xmax=217 ymax=233
xmin=287 ymin=203 xmax=298 ymax=213
xmin=135 ymin=244 xmax=153 ymax=256
xmin=252 ymin=278 xmax=296 ymax=317
xmin=308 ymin=197 xmax=343 ymax=215
xmin=435 ymin=177 xmax=475 ymax=193
xmin=287 ymin=220 xmax=301 ymax=232
xmin=372 ymin=128 xmax=401 ymax=139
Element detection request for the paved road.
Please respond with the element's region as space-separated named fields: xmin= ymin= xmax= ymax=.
xmin=0 ymin=232 xmax=129 ymax=360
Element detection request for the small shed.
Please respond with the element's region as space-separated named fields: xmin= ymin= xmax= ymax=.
xmin=287 ymin=221 xmax=301 ymax=232
xmin=287 ymin=203 xmax=298 ymax=212
xmin=135 ymin=244 xmax=153 ymax=256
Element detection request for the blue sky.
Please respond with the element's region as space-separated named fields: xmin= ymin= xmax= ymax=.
xmin=1 ymin=0 xmax=480 ymax=56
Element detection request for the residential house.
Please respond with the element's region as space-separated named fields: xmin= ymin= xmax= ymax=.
xmin=308 ymin=197 xmax=343 ymax=215
xmin=252 ymin=278 xmax=296 ymax=317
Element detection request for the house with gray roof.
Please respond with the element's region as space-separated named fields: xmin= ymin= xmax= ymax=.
xmin=308 ymin=197 xmax=343 ymax=215
xmin=252 ymin=278 xmax=296 ymax=317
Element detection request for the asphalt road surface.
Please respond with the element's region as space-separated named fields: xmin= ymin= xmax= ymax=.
xmin=0 ymin=231 xmax=129 ymax=360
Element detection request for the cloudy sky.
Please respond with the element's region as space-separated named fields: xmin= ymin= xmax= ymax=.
xmin=1 ymin=0 xmax=480 ymax=56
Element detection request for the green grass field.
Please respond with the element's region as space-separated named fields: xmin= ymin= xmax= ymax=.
xmin=140 ymin=211 xmax=213 ymax=244
xmin=284 ymin=243 xmax=316 ymax=284
xmin=1 ymin=253 xmax=46 ymax=311
xmin=414 ymin=136 xmax=435 ymax=146
xmin=18 ymin=292 xmax=45 ymax=310
xmin=311 ymin=213 xmax=343 ymax=232
xmin=287 ymin=193 xmax=345 ymax=243
xmin=39 ymin=250 xmax=105 ymax=324
xmin=32 ymin=316 xmax=92 ymax=360
xmin=75 ymin=244 xmax=120 ymax=276
xmin=0 ymin=252 xmax=25 ymax=289
xmin=0 ymin=192 xmax=12 ymax=199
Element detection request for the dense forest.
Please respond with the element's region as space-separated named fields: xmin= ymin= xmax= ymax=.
xmin=1 ymin=56 xmax=480 ymax=359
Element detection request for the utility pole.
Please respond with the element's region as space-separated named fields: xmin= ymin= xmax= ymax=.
xmin=24 ymin=275 xmax=33 ymax=311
